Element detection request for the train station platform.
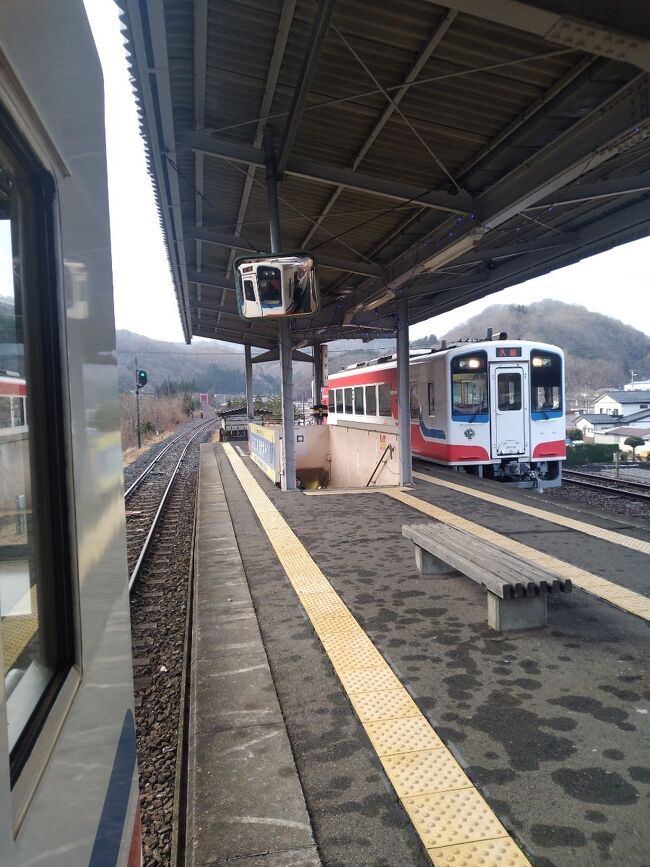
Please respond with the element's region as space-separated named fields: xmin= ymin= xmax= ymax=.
xmin=188 ymin=443 xmax=650 ymax=867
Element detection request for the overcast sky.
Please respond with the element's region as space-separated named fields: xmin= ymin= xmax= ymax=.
xmin=85 ymin=0 xmax=650 ymax=345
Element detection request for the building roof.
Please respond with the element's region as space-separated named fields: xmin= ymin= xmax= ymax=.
xmin=619 ymin=407 xmax=650 ymax=423
xmin=595 ymin=391 xmax=650 ymax=404
xmin=576 ymin=413 xmax=623 ymax=424
xmin=118 ymin=0 xmax=650 ymax=348
xmin=603 ymin=426 xmax=650 ymax=438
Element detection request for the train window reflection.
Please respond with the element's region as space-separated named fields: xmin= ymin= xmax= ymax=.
xmin=365 ymin=385 xmax=376 ymax=416
xmin=451 ymin=352 xmax=488 ymax=419
xmin=344 ymin=388 xmax=353 ymax=414
xmin=0 ymin=125 xmax=72 ymax=778
xmin=335 ymin=389 xmax=343 ymax=414
xmin=531 ymin=351 xmax=562 ymax=413
xmin=409 ymin=383 xmax=419 ymax=420
xmin=354 ymin=387 xmax=364 ymax=414
xmin=378 ymin=383 xmax=391 ymax=417
xmin=497 ymin=372 xmax=522 ymax=411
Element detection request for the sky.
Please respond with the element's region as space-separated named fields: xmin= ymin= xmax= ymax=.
xmin=84 ymin=0 xmax=650 ymax=345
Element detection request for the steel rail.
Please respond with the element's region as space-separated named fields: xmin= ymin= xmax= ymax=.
xmin=128 ymin=422 xmax=213 ymax=591
xmin=124 ymin=418 xmax=213 ymax=500
xmin=563 ymin=470 xmax=650 ymax=502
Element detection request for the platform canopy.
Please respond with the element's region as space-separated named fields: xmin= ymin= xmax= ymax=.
xmin=120 ymin=0 xmax=650 ymax=349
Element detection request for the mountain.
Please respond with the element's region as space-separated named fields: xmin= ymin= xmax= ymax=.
xmin=443 ymin=300 xmax=650 ymax=397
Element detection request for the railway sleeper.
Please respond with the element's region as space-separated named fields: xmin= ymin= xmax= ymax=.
xmin=402 ymin=522 xmax=572 ymax=632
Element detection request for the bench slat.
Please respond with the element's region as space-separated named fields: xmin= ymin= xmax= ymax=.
xmin=403 ymin=523 xmax=571 ymax=596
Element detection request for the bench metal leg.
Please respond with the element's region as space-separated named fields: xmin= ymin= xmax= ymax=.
xmin=414 ymin=545 xmax=458 ymax=576
xmin=487 ymin=592 xmax=547 ymax=631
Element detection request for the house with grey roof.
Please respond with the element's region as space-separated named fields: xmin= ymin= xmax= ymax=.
xmin=593 ymin=391 xmax=650 ymax=416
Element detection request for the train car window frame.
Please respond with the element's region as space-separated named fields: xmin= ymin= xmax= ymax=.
xmin=335 ymin=389 xmax=343 ymax=414
xmin=378 ymin=383 xmax=392 ymax=417
xmin=327 ymin=390 xmax=335 ymax=413
xmin=365 ymin=385 xmax=377 ymax=416
xmin=530 ymin=349 xmax=563 ymax=418
xmin=497 ymin=372 xmax=522 ymax=411
xmin=451 ymin=351 xmax=488 ymax=422
xmin=343 ymin=387 xmax=353 ymax=414
xmin=0 ymin=103 xmax=75 ymax=795
xmin=353 ymin=386 xmax=364 ymax=415
xmin=409 ymin=382 xmax=419 ymax=420
xmin=427 ymin=382 xmax=435 ymax=416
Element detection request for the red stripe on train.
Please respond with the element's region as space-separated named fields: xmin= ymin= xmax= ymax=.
xmin=411 ymin=425 xmax=490 ymax=462
xmin=127 ymin=804 xmax=142 ymax=867
xmin=532 ymin=440 xmax=566 ymax=459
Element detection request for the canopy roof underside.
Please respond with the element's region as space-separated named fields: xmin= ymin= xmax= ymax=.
xmin=120 ymin=0 xmax=650 ymax=348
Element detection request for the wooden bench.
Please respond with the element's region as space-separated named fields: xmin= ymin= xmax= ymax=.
xmin=402 ymin=522 xmax=572 ymax=631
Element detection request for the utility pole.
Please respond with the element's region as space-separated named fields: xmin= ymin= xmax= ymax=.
xmin=135 ymin=355 xmax=141 ymax=449
xmin=630 ymin=369 xmax=637 ymax=387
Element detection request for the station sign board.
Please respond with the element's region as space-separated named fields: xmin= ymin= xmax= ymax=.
xmin=249 ymin=423 xmax=280 ymax=484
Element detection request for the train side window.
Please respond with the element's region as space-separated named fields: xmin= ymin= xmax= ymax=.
xmin=344 ymin=387 xmax=353 ymax=414
xmin=409 ymin=383 xmax=419 ymax=420
xmin=327 ymin=391 xmax=335 ymax=413
xmin=378 ymin=383 xmax=392 ymax=417
xmin=427 ymin=383 xmax=435 ymax=416
xmin=335 ymin=389 xmax=343 ymax=414
xmin=365 ymin=385 xmax=376 ymax=415
xmin=354 ymin=386 xmax=364 ymax=414
xmin=0 ymin=110 xmax=73 ymax=785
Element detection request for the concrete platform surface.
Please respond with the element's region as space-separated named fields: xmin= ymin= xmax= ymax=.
xmin=197 ymin=445 xmax=649 ymax=867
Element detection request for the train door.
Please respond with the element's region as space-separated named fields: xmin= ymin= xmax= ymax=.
xmin=490 ymin=365 xmax=528 ymax=458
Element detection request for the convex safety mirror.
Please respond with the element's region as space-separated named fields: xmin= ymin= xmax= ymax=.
xmin=235 ymin=253 xmax=320 ymax=319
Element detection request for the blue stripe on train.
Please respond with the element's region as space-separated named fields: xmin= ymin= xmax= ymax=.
xmin=416 ymin=413 xmax=446 ymax=439
xmin=89 ymin=708 xmax=137 ymax=867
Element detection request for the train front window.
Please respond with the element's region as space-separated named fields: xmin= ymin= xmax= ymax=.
xmin=256 ymin=266 xmax=282 ymax=307
xmin=0 ymin=117 xmax=73 ymax=781
xmin=451 ymin=352 xmax=488 ymax=419
xmin=531 ymin=351 xmax=562 ymax=413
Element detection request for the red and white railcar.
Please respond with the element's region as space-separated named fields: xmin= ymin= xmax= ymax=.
xmin=0 ymin=373 xmax=27 ymax=433
xmin=325 ymin=338 xmax=566 ymax=487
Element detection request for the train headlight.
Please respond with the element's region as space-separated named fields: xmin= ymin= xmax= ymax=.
xmin=532 ymin=356 xmax=552 ymax=367
xmin=458 ymin=357 xmax=481 ymax=369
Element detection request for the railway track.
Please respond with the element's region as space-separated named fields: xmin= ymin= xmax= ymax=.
xmin=125 ymin=418 xmax=216 ymax=867
xmin=563 ymin=469 xmax=650 ymax=502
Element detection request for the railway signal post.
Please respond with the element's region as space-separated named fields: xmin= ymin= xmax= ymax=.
xmin=135 ymin=360 xmax=148 ymax=449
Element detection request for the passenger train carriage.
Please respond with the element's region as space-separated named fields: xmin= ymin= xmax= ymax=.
xmin=325 ymin=337 xmax=566 ymax=488
xmin=0 ymin=4 xmax=140 ymax=866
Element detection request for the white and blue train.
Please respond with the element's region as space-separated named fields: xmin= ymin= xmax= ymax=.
xmin=0 ymin=4 xmax=140 ymax=865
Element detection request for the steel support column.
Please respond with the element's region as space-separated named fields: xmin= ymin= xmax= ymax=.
xmin=396 ymin=298 xmax=412 ymax=486
xmin=313 ymin=342 xmax=322 ymax=420
xmin=264 ymin=125 xmax=296 ymax=490
xmin=245 ymin=344 xmax=254 ymax=420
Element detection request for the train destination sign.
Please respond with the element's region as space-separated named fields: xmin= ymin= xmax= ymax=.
xmin=496 ymin=347 xmax=523 ymax=358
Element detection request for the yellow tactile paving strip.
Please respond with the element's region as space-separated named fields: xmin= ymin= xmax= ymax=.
xmin=222 ymin=444 xmax=530 ymax=866
xmin=1 ymin=584 xmax=38 ymax=671
xmin=386 ymin=488 xmax=650 ymax=624
xmin=413 ymin=471 xmax=650 ymax=555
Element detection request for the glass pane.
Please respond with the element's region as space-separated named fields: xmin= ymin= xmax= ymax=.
xmin=328 ymin=390 xmax=335 ymax=413
xmin=498 ymin=373 xmax=522 ymax=411
xmin=354 ymin=386 xmax=364 ymax=414
xmin=344 ymin=388 xmax=353 ymax=414
xmin=365 ymin=385 xmax=376 ymax=415
xmin=378 ymin=383 xmax=392 ymax=417
xmin=0 ymin=155 xmax=53 ymax=753
xmin=335 ymin=389 xmax=343 ymax=414
xmin=428 ymin=382 xmax=435 ymax=415
xmin=409 ymin=383 xmax=419 ymax=420
xmin=531 ymin=351 xmax=562 ymax=411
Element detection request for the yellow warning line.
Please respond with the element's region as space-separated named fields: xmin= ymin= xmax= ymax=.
xmin=222 ymin=444 xmax=529 ymax=865
xmin=386 ymin=488 xmax=650 ymax=624
xmin=413 ymin=470 xmax=650 ymax=556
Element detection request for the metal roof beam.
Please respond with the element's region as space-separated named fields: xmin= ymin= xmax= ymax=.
xmin=301 ymin=9 xmax=458 ymax=249
xmin=427 ymin=0 xmax=650 ymax=72
xmin=186 ymin=226 xmax=385 ymax=277
xmin=526 ymin=174 xmax=650 ymax=209
xmin=188 ymin=268 xmax=236 ymax=291
xmin=250 ymin=348 xmax=315 ymax=363
xmin=276 ymin=0 xmax=336 ymax=177
xmin=182 ymin=130 xmax=474 ymax=214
